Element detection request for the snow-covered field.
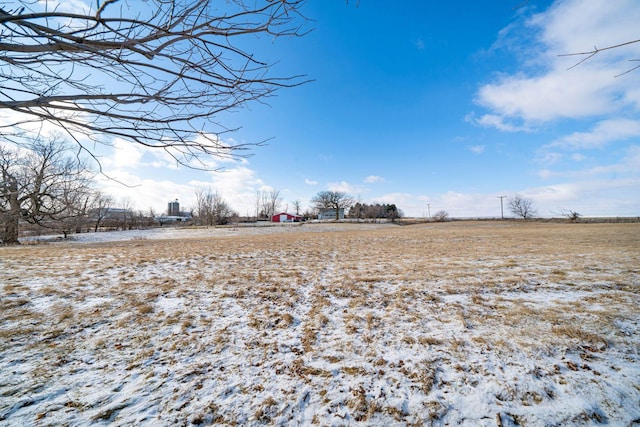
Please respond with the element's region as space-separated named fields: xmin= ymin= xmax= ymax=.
xmin=1 ymin=222 xmax=639 ymax=426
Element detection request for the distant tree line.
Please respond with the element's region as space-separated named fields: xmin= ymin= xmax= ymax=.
xmin=349 ymin=202 xmax=401 ymax=222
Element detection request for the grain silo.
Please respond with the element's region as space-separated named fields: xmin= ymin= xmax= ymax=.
xmin=168 ymin=199 xmax=180 ymax=216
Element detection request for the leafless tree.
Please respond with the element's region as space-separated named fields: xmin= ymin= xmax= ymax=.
xmin=562 ymin=209 xmax=582 ymax=223
xmin=119 ymin=198 xmax=135 ymax=230
xmin=256 ymin=189 xmax=281 ymax=219
xmin=312 ymin=191 xmax=354 ymax=220
xmin=195 ymin=187 xmax=235 ymax=226
xmin=56 ymin=182 xmax=94 ymax=238
xmin=509 ymin=195 xmax=537 ymax=220
xmin=254 ymin=191 xmax=263 ymax=221
xmin=0 ymin=137 xmax=93 ymax=244
xmin=267 ymin=189 xmax=282 ymax=218
xmin=259 ymin=191 xmax=271 ymax=219
xmin=88 ymin=192 xmax=114 ymax=232
xmin=292 ymin=199 xmax=302 ymax=216
xmin=195 ymin=187 xmax=215 ymax=226
xmin=433 ymin=210 xmax=449 ymax=222
xmin=0 ymin=1 xmax=309 ymax=170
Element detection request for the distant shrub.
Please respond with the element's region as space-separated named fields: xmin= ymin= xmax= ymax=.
xmin=433 ymin=210 xmax=449 ymax=222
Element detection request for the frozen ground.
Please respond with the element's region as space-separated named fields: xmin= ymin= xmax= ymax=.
xmin=1 ymin=222 xmax=639 ymax=426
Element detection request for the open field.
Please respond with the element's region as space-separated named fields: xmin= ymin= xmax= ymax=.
xmin=1 ymin=222 xmax=639 ymax=426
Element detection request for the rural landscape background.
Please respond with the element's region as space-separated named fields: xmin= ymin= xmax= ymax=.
xmin=1 ymin=221 xmax=639 ymax=425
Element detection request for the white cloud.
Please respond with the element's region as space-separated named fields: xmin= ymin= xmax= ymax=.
xmin=37 ymin=0 xmax=92 ymax=14
xmin=467 ymin=113 xmax=530 ymax=132
xmin=98 ymin=132 xmax=250 ymax=173
xmin=549 ymin=119 xmax=640 ymax=150
xmin=474 ymin=0 xmax=640 ymax=129
xmin=531 ymin=0 xmax=640 ymax=58
xmin=327 ymin=181 xmax=365 ymax=195
xmin=0 ymin=108 xmax=94 ymax=146
xmin=98 ymin=163 xmax=270 ymax=216
xmin=101 ymin=139 xmax=144 ymax=169
xmin=536 ymin=152 xmax=563 ymax=166
xmin=200 ymin=166 xmax=266 ymax=216
xmin=525 ymin=178 xmax=640 ymax=216
xmin=476 ymin=68 xmax=619 ymax=123
xmin=536 ymin=144 xmax=640 ymax=180
xmin=96 ymin=172 xmax=194 ymax=215
xmin=364 ymin=175 xmax=385 ymax=184
xmin=366 ymin=165 xmax=639 ymax=217
xmin=537 ymin=169 xmax=555 ymax=180
xmin=305 ymin=178 xmax=318 ymax=185
xmin=469 ymin=145 xmax=485 ymax=154
xmin=379 ymin=191 xmax=505 ymax=219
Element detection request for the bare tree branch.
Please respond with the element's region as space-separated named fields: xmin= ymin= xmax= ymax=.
xmin=559 ymin=39 xmax=640 ymax=75
xmin=0 ymin=1 xmax=310 ymax=170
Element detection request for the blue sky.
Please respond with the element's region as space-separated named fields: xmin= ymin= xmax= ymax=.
xmin=92 ymin=0 xmax=640 ymax=218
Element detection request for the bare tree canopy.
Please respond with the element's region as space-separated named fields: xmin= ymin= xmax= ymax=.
xmin=312 ymin=191 xmax=354 ymax=220
xmin=432 ymin=210 xmax=449 ymax=222
xmin=562 ymin=209 xmax=582 ymax=222
xmin=255 ymin=189 xmax=281 ymax=219
xmin=508 ymin=194 xmax=537 ymax=220
xmin=0 ymin=137 xmax=93 ymax=244
xmin=195 ymin=187 xmax=235 ymax=226
xmin=0 ymin=0 xmax=308 ymax=169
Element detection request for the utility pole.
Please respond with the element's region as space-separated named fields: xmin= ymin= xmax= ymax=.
xmin=427 ymin=204 xmax=431 ymax=221
xmin=497 ymin=196 xmax=506 ymax=219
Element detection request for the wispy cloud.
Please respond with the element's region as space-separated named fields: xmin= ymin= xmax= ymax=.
xmin=327 ymin=181 xmax=365 ymax=194
xmin=536 ymin=145 xmax=640 ymax=180
xmin=469 ymin=145 xmax=485 ymax=154
xmin=549 ymin=119 xmax=640 ymax=150
xmin=536 ymin=152 xmax=563 ymax=166
xmin=38 ymin=0 xmax=93 ymax=14
xmin=466 ymin=113 xmax=531 ymax=132
xmin=364 ymin=175 xmax=385 ymax=184
xmin=304 ymin=178 xmax=318 ymax=185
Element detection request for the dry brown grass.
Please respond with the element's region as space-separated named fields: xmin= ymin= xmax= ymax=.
xmin=1 ymin=221 xmax=638 ymax=425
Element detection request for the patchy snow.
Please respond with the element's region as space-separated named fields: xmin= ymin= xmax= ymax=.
xmin=1 ymin=222 xmax=639 ymax=426
xmin=20 ymin=222 xmax=393 ymax=244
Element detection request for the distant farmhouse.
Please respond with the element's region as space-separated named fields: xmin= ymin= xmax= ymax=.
xmin=318 ymin=208 xmax=345 ymax=220
xmin=271 ymin=212 xmax=302 ymax=223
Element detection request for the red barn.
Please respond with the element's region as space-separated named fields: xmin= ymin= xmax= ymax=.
xmin=271 ymin=212 xmax=302 ymax=223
